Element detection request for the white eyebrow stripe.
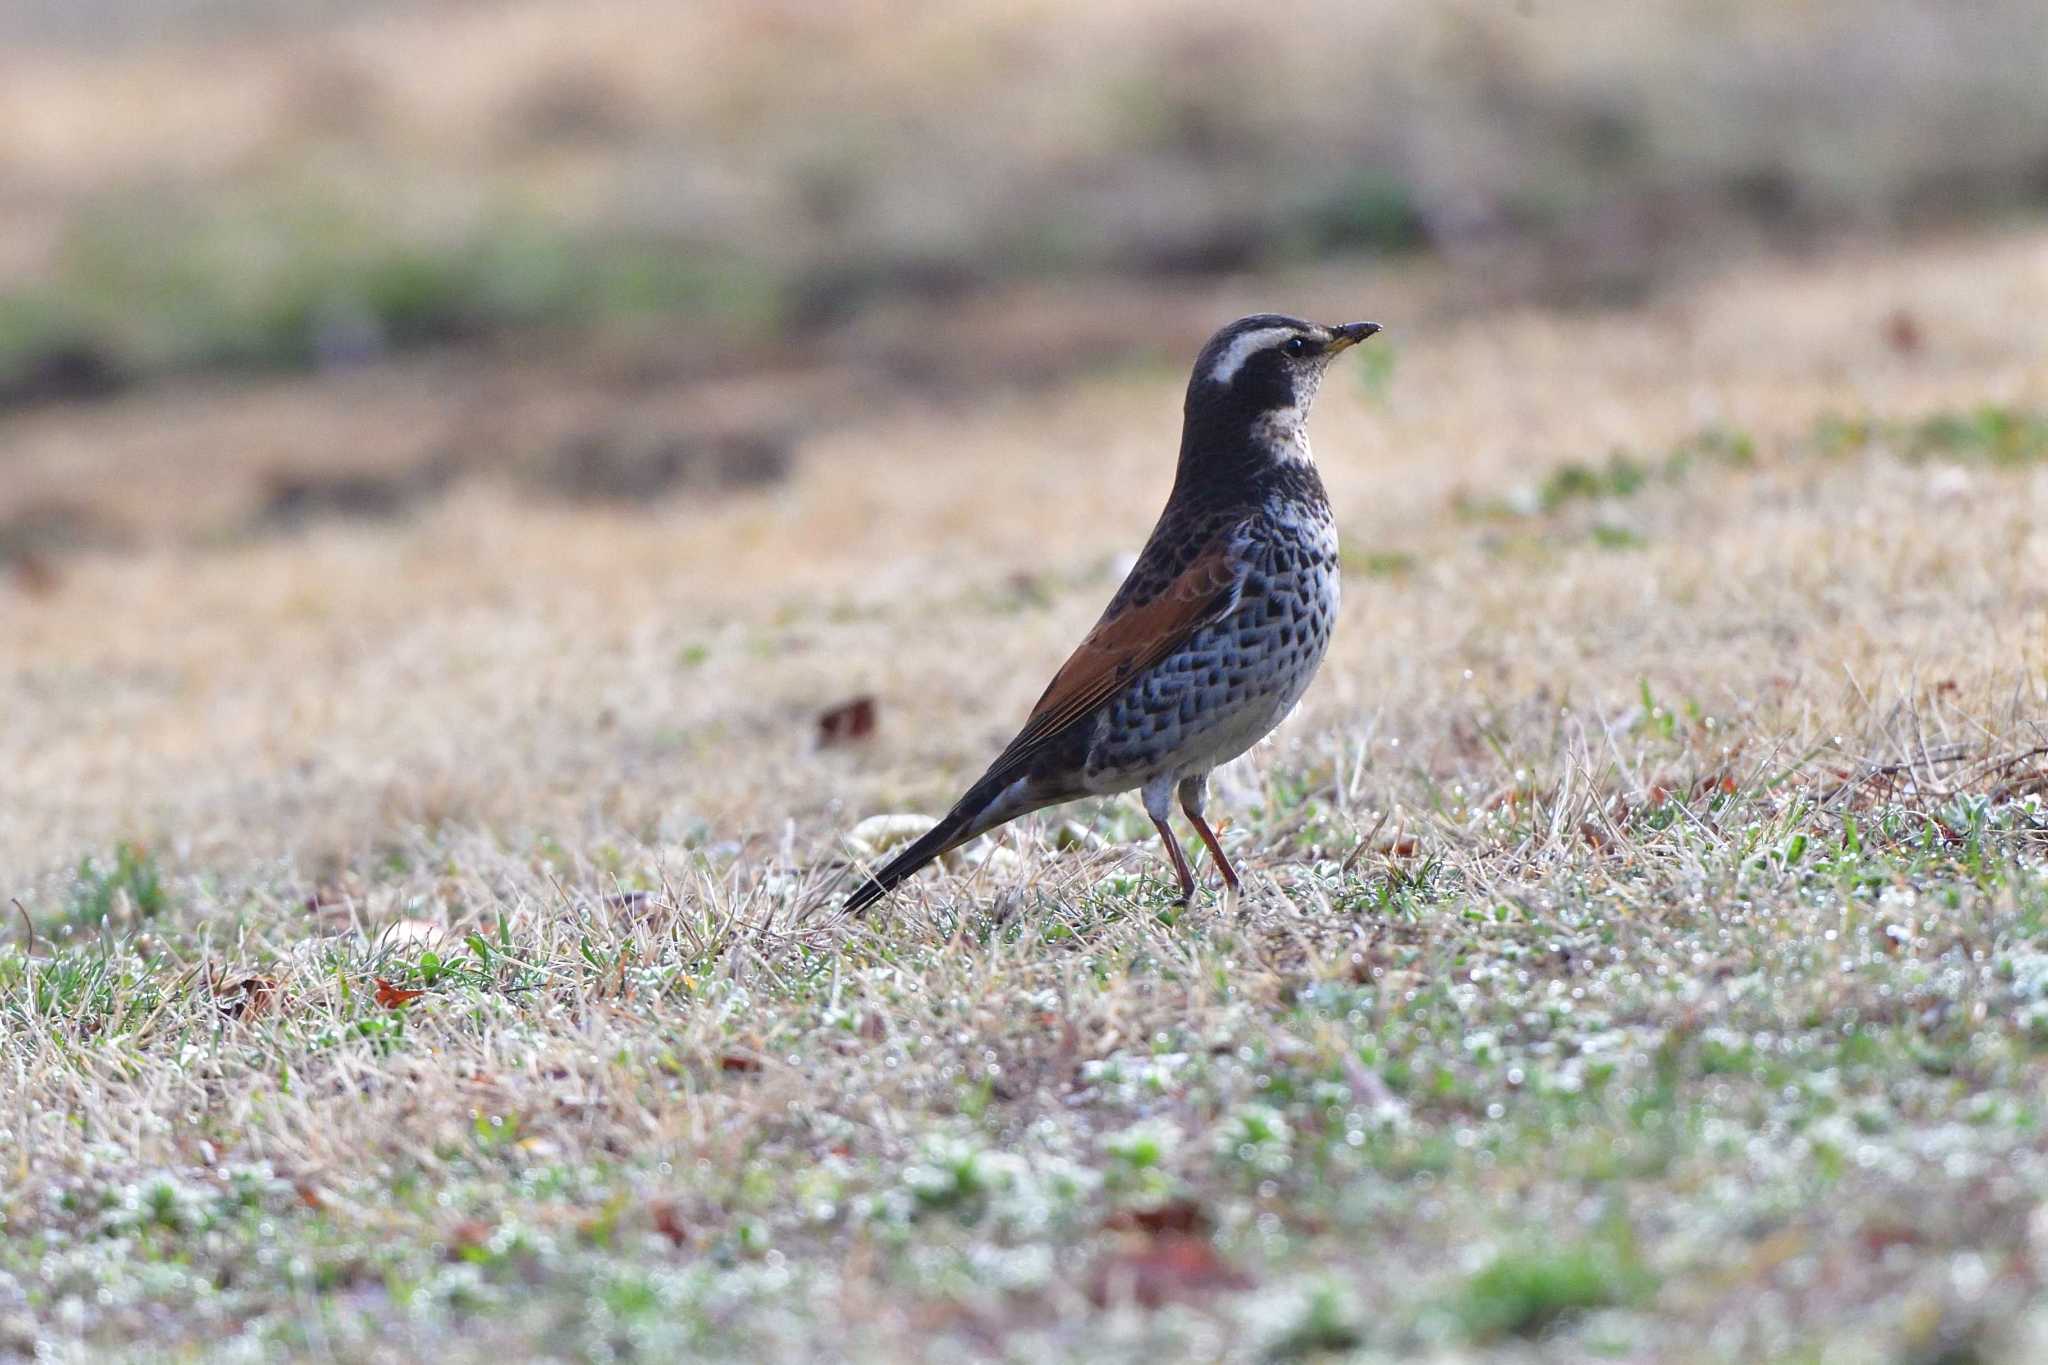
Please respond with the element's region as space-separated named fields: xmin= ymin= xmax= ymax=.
xmin=1206 ymin=326 xmax=1300 ymax=386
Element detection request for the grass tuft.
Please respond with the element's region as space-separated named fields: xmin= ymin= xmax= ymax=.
xmin=1448 ymin=1234 xmax=1656 ymax=1342
xmin=62 ymin=842 xmax=167 ymax=932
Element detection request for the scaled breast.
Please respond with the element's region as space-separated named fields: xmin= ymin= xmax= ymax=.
xmin=1083 ymin=499 xmax=1338 ymax=786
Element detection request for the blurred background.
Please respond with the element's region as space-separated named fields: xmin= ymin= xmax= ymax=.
xmin=3 ymin=0 xmax=2046 ymax=560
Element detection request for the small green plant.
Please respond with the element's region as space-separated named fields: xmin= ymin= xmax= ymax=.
xmin=1463 ymin=425 xmax=1758 ymax=529
xmin=1105 ymin=1119 xmax=1183 ymax=1199
xmin=1264 ymin=1283 xmax=1364 ymax=1360
xmin=901 ymin=1136 xmax=1008 ymax=1213
xmin=1105 ymin=1122 xmax=1173 ymax=1168
xmin=1588 ymin=522 xmax=1645 ymax=550
xmin=65 ymin=842 xmax=167 ymax=929
xmin=1638 ymin=679 xmax=1678 ymax=741
xmin=1668 ymin=424 xmax=1756 ymax=470
xmin=1449 ymin=1234 xmax=1655 ymax=1341
xmin=1539 ymin=453 xmax=1648 ymax=511
xmin=1811 ymin=406 xmax=2048 ymax=466
xmin=1900 ymin=406 xmax=2048 ymax=466
xmin=1213 ymin=1103 xmax=1294 ymax=1177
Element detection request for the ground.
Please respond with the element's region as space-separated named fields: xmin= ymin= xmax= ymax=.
xmin=3 ymin=228 xmax=2048 ymax=1361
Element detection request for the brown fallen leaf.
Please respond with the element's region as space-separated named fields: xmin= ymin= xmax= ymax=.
xmin=1884 ymin=308 xmax=1922 ymax=356
xmin=1104 ymin=1199 xmax=1211 ymax=1237
xmin=374 ymin=978 xmax=426 ymax=1008
xmin=219 ymin=975 xmax=280 ymax=1023
xmin=1861 ymin=1220 xmax=1922 ymax=1254
xmin=1086 ymin=1232 xmax=1251 ymax=1309
xmin=445 ymin=1219 xmax=493 ymax=1259
xmin=718 ymin=1052 xmax=763 ymax=1074
xmin=817 ymin=695 xmax=878 ymax=747
xmin=650 ymin=1201 xmax=689 ymax=1246
xmin=1695 ymin=772 xmax=1738 ymax=798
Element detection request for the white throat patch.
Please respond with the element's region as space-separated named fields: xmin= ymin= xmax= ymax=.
xmin=1253 ymin=408 xmax=1312 ymax=462
xmin=1206 ymin=326 xmax=1299 ymax=387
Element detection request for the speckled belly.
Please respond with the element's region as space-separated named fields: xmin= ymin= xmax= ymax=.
xmin=1082 ymin=517 xmax=1339 ymax=790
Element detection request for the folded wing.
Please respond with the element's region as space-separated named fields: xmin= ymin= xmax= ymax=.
xmin=987 ymin=523 xmax=1251 ymax=783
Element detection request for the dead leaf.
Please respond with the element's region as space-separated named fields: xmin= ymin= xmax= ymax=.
xmin=374 ymin=978 xmax=426 ymax=1008
xmin=719 ymin=1052 xmax=763 ymax=1073
xmin=1085 ymin=1233 xmax=1251 ymax=1309
xmin=1884 ymin=308 xmax=1922 ymax=355
xmin=650 ymin=1201 xmax=689 ymax=1246
xmin=219 ymin=975 xmax=280 ymax=1022
xmin=817 ymin=695 xmax=878 ymax=747
xmin=445 ymin=1219 xmax=493 ymax=1259
xmin=1105 ymin=1199 xmax=1210 ymax=1236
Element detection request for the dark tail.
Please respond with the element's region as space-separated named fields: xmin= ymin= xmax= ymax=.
xmin=844 ymin=810 xmax=977 ymax=914
xmin=844 ymin=771 xmax=1033 ymax=914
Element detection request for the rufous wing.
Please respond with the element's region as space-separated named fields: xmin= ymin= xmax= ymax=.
xmin=987 ymin=526 xmax=1250 ymax=778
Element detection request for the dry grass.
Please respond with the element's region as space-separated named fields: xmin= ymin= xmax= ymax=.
xmin=4 ymin=228 xmax=2048 ymax=1360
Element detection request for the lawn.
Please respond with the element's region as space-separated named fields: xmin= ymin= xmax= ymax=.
xmin=4 ymin=228 xmax=2048 ymax=1361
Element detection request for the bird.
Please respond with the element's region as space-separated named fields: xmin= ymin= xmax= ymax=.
xmin=845 ymin=314 xmax=1381 ymax=914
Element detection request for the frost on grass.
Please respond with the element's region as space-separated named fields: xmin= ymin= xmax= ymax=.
xmin=7 ymin=748 xmax=2047 ymax=1359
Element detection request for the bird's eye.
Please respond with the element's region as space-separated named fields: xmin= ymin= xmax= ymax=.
xmin=1282 ymin=337 xmax=1311 ymax=357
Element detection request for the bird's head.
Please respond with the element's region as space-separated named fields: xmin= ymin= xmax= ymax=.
xmin=1182 ymin=314 xmax=1381 ymax=465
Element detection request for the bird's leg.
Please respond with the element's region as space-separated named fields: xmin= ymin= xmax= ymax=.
xmin=1150 ymin=814 xmax=1197 ymax=904
xmin=1143 ymin=774 xmax=1197 ymax=903
xmin=1177 ymin=773 xmax=1240 ymax=894
xmin=1184 ymin=812 xmax=1239 ymax=894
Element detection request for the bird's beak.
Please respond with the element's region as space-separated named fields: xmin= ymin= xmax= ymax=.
xmin=1326 ymin=321 xmax=1383 ymax=352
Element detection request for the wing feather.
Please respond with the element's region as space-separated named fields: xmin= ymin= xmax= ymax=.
xmin=985 ymin=524 xmax=1249 ymax=779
